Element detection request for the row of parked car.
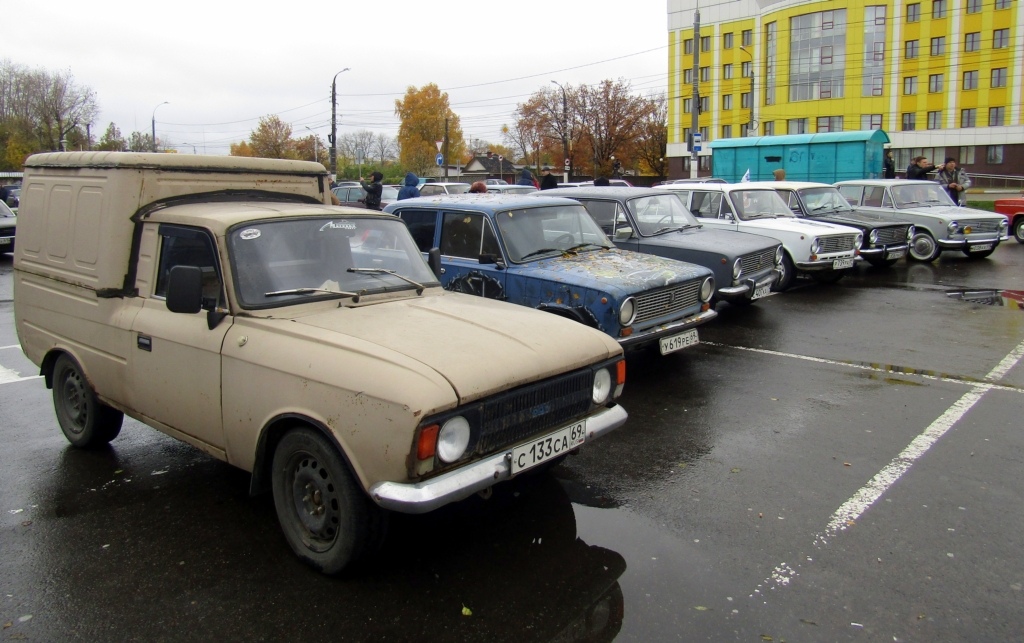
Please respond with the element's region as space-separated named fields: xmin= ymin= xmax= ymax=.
xmin=378 ymin=178 xmax=1012 ymax=357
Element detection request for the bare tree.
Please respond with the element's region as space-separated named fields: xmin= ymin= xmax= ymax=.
xmin=33 ymin=69 xmax=98 ymax=150
xmin=372 ymin=132 xmax=397 ymax=165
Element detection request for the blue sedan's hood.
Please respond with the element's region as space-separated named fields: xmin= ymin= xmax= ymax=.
xmin=525 ymin=248 xmax=710 ymax=296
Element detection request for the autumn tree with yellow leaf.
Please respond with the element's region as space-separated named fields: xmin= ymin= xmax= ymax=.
xmin=394 ymin=84 xmax=464 ymax=175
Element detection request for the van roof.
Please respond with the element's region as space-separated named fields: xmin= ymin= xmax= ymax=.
xmin=25 ymin=152 xmax=327 ymax=176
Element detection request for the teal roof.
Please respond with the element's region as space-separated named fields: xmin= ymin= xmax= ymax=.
xmin=708 ymin=130 xmax=891 ymax=149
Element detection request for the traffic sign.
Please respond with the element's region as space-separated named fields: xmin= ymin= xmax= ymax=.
xmin=564 ymin=157 xmax=570 ymax=169
xmin=435 ymin=152 xmax=444 ymax=166
xmin=435 ymin=140 xmax=443 ymax=152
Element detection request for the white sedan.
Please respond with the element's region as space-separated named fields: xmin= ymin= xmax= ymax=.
xmin=662 ymin=183 xmax=862 ymax=291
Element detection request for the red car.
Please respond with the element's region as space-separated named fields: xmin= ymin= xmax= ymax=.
xmin=994 ymin=198 xmax=1024 ymax=244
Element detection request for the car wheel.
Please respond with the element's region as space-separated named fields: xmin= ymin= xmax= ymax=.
xmin=271 ymin=428 xmax=386 ymax=574
xmin=962 ymin=246 xmax=996 ymax=259
xmin=771 ymin=253 xmax=795 ymax=292
xmin=908 ymin=231 xmax=940 ymax=262
xmin=1013 ymin=217 xmax=1024 ymax=244
xmin=810 ymin=269 xmax=846 ymax=284
xmin=52 ymin=354 xmax=123 ymax=448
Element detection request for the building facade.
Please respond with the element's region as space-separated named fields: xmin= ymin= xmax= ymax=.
xmin=666 ymin=0 xmax=1024 ymax=180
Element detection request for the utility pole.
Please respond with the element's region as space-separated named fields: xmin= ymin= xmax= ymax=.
xmin=690 ymin=9 xmax=701 ymax=178
xmin=444 ymin=118 xmax=449 ymax=181
xmin=330 ymin=68 xmax=350 ymax=178
xmin=551 ymin=80 xmax=570 ymax=183
xmin=151 ymin=101 xmax=168 ymax=153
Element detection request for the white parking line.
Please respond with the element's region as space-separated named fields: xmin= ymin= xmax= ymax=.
xmin=0 ymin=364 xmax=41 ymax=385
xmin=745 ymin=337 xmax=1024 ymax=598
xmin=0 ymin=345 xmax=21 ymax=350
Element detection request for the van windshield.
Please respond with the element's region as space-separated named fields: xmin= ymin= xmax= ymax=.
xmin=227 ymin=216 xmax=439 ymax=309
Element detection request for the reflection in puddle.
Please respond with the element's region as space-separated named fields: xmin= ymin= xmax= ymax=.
xmin=946 ymin=289 xmax=1024 ymax=310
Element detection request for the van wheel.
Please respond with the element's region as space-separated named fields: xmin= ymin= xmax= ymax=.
xmin=271 ymin=428 xmax=385 ymax=574
xmin=52 ymin=354 xmax=123 ymax=448
xmin=771 ymin=253 xmax=795 ymax=292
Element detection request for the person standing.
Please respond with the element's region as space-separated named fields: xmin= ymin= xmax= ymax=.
xmin=359 ymin=171 xmax=384 ymax=210
xmin=540 ymin=167 xmax=558 ymax=190
xmin=936 ymin=157 xmax=971 ymax=205
xmin=468 ymin=181 xmax=488 ymax=193
xmin=397 ymin=172 xmax=420 ymax=200
xmin=906 ymin=156 xmax=937 ymax=180
xmin=517 ymin=169 xmax=535 ymax=186
xmin=772 ymin=168 xmax=786 ymax=181
xmin=883 ymin=150 xmax=896 ymax=179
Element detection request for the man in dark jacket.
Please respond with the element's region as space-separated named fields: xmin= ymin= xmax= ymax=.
xmin=397 ymin=172 xmax=420 ymax=200
xmin=359 ymin=171 xmax=384 ymax=210
xmin=517 ymin=169 xmax=535 ymax=186
xmin=540 ymin=167 xmax=558 ymax=190
xmin=883 ymin=150 xmax=896 ymax=178
xmin=906 ymin=156 xmax=937 ymax=180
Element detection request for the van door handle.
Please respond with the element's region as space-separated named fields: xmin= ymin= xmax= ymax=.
xmin=137 ymin=335 xmax=152 ymax=352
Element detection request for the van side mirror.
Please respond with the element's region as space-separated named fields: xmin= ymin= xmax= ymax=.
xmin=427 ymin=247 xmax=443 ymax=280
xmin=166 ymin=265 xmax=203 ymax=314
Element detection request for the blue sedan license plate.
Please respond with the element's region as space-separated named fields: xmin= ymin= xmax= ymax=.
xmin=659 ymin=329 xmax=699 ymax=355
xmin=511 ymin=421 xmax=586 ymax=474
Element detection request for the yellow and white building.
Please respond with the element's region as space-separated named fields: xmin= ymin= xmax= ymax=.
xmin=666 ymin=0 xmax=1023 ymax=178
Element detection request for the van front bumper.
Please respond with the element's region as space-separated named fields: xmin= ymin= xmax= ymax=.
xmin=369 ymin=404 xmax=628 ymax=514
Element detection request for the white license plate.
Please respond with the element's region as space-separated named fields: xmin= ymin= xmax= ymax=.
xmin=511 ymin=421 xmax=586 ymax=474
xmin=751 ymin=284 xmax=772 ymax=300
xmin=659 ymin=329 xmax=699 ymax=355
xmin=969 ymin=244 xmax=992 ymax=252
xmin=886 ymin=249 xmax=906 ymax=260
xmin=0 ymin=238 xmax=10 ymax=245
xmin=832 ymin=257 xmax=855 ymax=269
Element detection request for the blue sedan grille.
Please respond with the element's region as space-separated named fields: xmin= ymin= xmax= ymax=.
xmin=635 ymin=280 xmax=701 ymax=324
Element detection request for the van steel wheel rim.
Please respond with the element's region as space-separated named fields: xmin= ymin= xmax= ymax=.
xmin=289 ymin=455 xmax=340 ymax=550
xmin=60 ymin=371 xmax=87 ymax=434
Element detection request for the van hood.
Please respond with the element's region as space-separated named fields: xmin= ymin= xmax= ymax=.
xmin=285 ymin=292 xmax=621 ymax=404
xmin=524 ymin=247 xmax=710 ymax=297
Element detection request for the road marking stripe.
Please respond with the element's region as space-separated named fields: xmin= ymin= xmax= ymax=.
xmin=1 ymin=344 xmax=21 ymax=350
xmin=751 ymin=336 xmax=1024 ymax=598
xmin=0 ymin=364 xmax=42 ymax=385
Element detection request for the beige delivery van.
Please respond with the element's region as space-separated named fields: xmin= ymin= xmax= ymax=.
xmin=13 ymin=152 xmax=627 ymax=573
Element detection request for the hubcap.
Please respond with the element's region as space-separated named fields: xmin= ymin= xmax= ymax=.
xmin=911 ymin=236 xmax=935 ymax=259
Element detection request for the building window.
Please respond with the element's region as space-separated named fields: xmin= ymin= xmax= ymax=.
xmin=741 ymin=61 xmax=752 ymax=78
xmin=684 ymin=39 xmax=694 ymax=54
xmin=684 ymin=69 xmax=693 ymax=84
xmin=821 ymin=45 xmax=834 ymax=65
xmin=699 ymin=97 xmax=710 ymax=113
xmin=964 ymin=32 xmax=980 ymax=52
xmin=959 ymin=146 xmax=976 ymax=164
xmin=903 ymin=77 xmax=918 ymax=94
xmin=963 ymin=70 xmax=978 ymax=90
xmin=995 ymin=0 xmax=1010 ymax=8
xmin=724 ymin=63 xmax=734 ymax=79
xmin=989 ymin=107 xmax=1005 ymax=126
xmin=816 ymin=116 xmax=843 ymax=132
xmin=961 ymin=108 xmax=977 ymax=128
xmin=927 ymin=111 xmax=942 ymax=129
xmin=700 ymin=67 xmax=710 ymax=82
xmin=742 ymin=29 xmax=753 ymax=46
xmin=993 ymin=29 xmax=1010 ymax=49
xmin=789 ymin=10 xmax=847 ymax=102
xmin=870 ymin=76 xmax=883 ymax=96
xmin=788 ymin=118 xmax=808 ymax=134
xmin=820 ymin=80 xmax=833 ymax=98
xmin=741 ymin=92 xmax=751 ymax=108
xmin=928 ymin=74 xmax=944 ymax=92
xmin=701 ymin=36 xmax=711 ymax=51
xmin=907 ymin=3 xmax=921 ymax=21
xmin=966 ymin=0 xmax=981 ymax=12
xmin=724 ymin=32 xmax=734 ymax=49
xmin=902 ymin=113 xmax=916 ymax=131
xmin=873 ymin=42 xmax=885 ymax=61
xmin=683 ymin=98 xmax=692 ymax=113
xmin=764 ymin=121 xmax=775 ymax=135
xmin=930 ymin=37 xmax=945 ymax=55
xmin=932 ymin=0 xmax=946 ymax=18
xmin=724 ymin=94 xmax=733 ymax=109
xmin=700 ymin=126 xmax=709 ymax=141
xmin=722 ymin=125 xmax=733 ymax=138
xmin=992 ymin=67 xmax=1008 ymax=87
xmin=987 ymin=145 xmax=1004 ymax=164
xmin=905 ymin=40 xmax=919 ymax=58
xmin=861 ymin=114 xmax=883 ymax=130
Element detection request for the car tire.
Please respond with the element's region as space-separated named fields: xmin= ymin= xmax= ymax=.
xmin=771 ymin=253 xmax=795 ymax=292
xmin=908 ymin=231 xmax=940 ymax=262
xmin=271 ymin=428 xmax=386 ymax=574
xmin=1013 ymin=217 xmax=1024 ymax=245
xmin=962 ymin=246 xmax=996 ymax=259
xmin=52 ymin=354 xmax=124 ymax=448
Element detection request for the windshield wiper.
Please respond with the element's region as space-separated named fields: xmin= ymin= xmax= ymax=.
xmin=651 ymin=226 xmax=684 ymax=235
xmin=264 ymin=287 xmax=360 ymax=298
xmin=519 ymin=248 xmax=561 ymax=260
xmin=564 ymin=242 xmax=608 ymax=253
xmin=347 ymin=267 xmax=426 ymax=294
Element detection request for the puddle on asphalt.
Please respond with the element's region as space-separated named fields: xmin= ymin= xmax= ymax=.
xmin=946 ymin=289 xmax=1024 ymax=310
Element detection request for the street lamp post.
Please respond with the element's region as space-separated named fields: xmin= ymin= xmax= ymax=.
xmin=305 ymin=126 xmax=319 ymax=163
xmin=151 ymin=101 xmax=169 ymax=153
xmin=551 ymin=80 xmax=570 ymax=183
xmin=330 ymin=68 xmax=351 ymax=178
xmin=183 ymin=143 xmax=197 ymax=154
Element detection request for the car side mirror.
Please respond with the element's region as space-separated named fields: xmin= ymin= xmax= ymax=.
xmin=613 ymin=227 xmax=633 ymax=242
xmin=427 ymin=247 xmax=443 ymax=279
xmin=166 ymin=265 xmax=203 ymax=314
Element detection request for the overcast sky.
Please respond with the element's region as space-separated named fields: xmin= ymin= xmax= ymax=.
xmin=3 ymin=1 xmax=668 ymax=155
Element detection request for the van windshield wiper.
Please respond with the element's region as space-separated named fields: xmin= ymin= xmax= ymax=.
xmin=264 ymin=287 xmax=360 ymax=298
xmin=348 ymin=267 xmax=426 ymax=294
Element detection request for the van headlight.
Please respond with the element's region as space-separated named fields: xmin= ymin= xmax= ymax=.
xmin=700 ymin=276 xmax=715 ymax=302
xmin=436 ymin=416 xmax=471 ymax=463
xmin=732 ymin=257 xmax=742 ymax=279
xmin=592 ymin=368 xmax=613 ymax=404
xmin=619 ymin=297 xmax=636 ymax=326
xmin=810 ymin=237 xmax=821 ymax=254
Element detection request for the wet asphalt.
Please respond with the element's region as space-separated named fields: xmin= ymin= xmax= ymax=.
xmin=1 ymin=243 xmax=1023 ymax=642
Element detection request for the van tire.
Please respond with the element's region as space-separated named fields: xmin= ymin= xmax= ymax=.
xmin=271 ymin=428 xmax=384 ymax=574
xmin=52 ymin=354 xmax=124 ymax=448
